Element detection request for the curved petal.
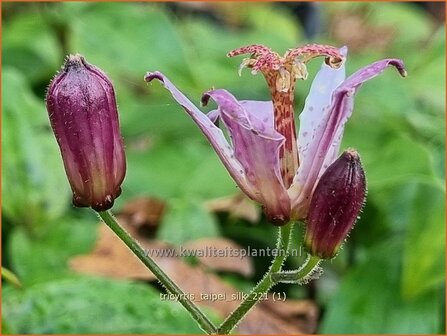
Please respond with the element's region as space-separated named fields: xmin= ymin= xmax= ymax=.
xmin=295 ymin=47 xmax=347 ymax=183
xmin=145 ymin=71 xmax=256 ymax=200
xmin=240 ymin=100 xmax=276 ymax=133
xmin=203 ymin=90 xmax=291 ymax=224
xmin=290 ymin=55 xmax=406 ymax=219
xmin=287 ymin=48 xmax=347 ymax=218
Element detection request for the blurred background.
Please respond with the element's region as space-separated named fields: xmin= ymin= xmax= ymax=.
xmin=2 ymin=1 xmax=445 ymax=334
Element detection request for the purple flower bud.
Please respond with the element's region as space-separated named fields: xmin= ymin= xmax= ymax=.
xmin=304 ymin=149 xmax=366 ymax=259
xmin=46 ymin=54 xmax=126 ymax=211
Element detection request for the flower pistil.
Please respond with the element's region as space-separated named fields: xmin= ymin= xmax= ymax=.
xmin=228 ymin=44 xmax=344 ymax=187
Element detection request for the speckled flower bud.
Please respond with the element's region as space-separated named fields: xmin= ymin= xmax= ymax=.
xmin=304 ymin=149 xmax=366 ymax=259
xmin=46 ymin=54 xmax=126 ymax=211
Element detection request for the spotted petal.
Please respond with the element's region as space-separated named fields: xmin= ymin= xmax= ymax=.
xmin=289 ymin=54 xmax=406 ymax=218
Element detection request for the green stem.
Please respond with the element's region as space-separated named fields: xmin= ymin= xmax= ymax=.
xmin=98 ymin=210 xmax=217 ymax=334
xmin=271 ymin=254 xmax=321 ymax=283
xmin=217 ymin=223 xmax=294 ymax=334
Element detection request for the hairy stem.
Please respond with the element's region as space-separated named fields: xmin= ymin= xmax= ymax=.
xmin=271 ymin=254 xmax=322 ymax=283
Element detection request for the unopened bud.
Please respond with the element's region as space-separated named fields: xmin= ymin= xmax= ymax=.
xmin=304 ymin=149 xmax=366 ymax=259
xmin=46 ymin=54 xmax=126 ymax=211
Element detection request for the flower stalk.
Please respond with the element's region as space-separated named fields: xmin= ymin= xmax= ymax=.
xmin=271 ymin=255 xmax=322 ymax=284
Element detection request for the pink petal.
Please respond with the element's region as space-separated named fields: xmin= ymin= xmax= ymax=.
xmin=145 ymin=72 xmax=256 ymax=200
xmin=202 ymin=90 xmax=291 ymax=224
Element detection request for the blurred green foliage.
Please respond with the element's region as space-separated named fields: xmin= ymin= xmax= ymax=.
xmin=3 ymin=277 xmax=204 ymax=333
xmin=2 ymin=2 xmax=445 ymax=334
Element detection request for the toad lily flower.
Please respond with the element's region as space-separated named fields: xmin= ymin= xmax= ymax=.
xmin=145 ymin=44 xmax=406 ymax=225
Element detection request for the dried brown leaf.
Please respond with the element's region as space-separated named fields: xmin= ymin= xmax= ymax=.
xmin=205 ymin=194 xmax=259 ymax=223
xmin=261 ymin=295 xmax=319 ymax=334
xmin=119 ymin=197 xmax=166 ymax=234
xmin=329 ymin=11 xmax=395 ymax=52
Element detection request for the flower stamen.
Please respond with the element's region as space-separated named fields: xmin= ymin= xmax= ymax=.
xmin=276 ymin=67 xmax=292 ymax=93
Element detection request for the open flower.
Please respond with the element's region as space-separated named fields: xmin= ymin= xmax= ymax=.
xmin=145 ymin=44 xmax=405 ymax=225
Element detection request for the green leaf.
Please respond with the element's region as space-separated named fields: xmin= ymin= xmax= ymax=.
xmin=177 ymin=3 xmax=301 ymax=93
xmin=69 ymin=3 xmax=188 ymax=80
xmin=320 ymin=241 xmax=443 ymax=333
xmin=158 ymin=198 xmax=220 ymax=246
xmin=181 ymin=146 xmax=240 ymax=199
xmin=402 ymin=184 xmax=445 ymax=298
xmin=123 ymin=142 xmax=206 ymax=200
xmin=407 ymin=27 xmax=446 ymax=112
xmin=2 ymin=67 xmax=70 ymax=226
xmin=368 ymin=3 xmax=434 ymax=47
xmin=7 ymin=217 xmax=97 ymax=286
xmin=1 ymin=267 xmax=22 ymax=288
xmin=2 ymin=277 xmax=203 ymax=334
xmin=120 ymin=140 xmax=235 ymax=204
xmin=366 ymin=183 xmax=418 ymax=234
xmin=2 ymin=318 xmax=12 ymax=335
xmin=353 ymin=135 xmax=437 ymax=189
xmin=117 ymin=88 xmax=203 ymax=140
xmin=3 ymin=9 xmax=60 ymax=83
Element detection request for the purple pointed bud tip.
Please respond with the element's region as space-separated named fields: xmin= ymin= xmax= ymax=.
xmin=46 ymin=55 xmax=126 ymax=212
xmin=144 ymin=72 xmax=163 ymax=83
xmin=343 ymin=147 xmax=360 ymax=161
xmin=64 ymin=54 xmax=85 ymax=69
xmin=201 ymin=92 xmax=211 ymax=107
xmin=389 ymin=59 xmax=407 ymax=78
xmin=304 ymin=148 xmax=366 ymax=259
